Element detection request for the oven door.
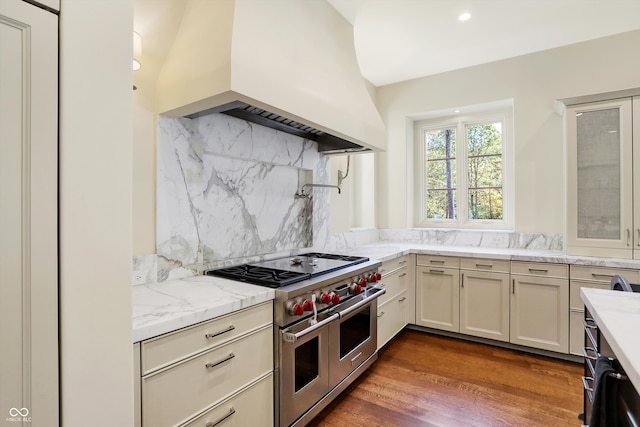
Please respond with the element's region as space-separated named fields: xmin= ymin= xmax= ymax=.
xmin=279 ymin=312 xmax=338 ymax=427
xmin=329 ymin=287 xmax=383 ymax=389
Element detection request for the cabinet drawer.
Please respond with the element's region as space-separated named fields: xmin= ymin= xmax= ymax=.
xmin=377 ymin=290 xmax=408 ymax=349
xmin=380 ymin=255 xmax=409 ymax=275
xmin=569 ymin=265 xmax=640 ymax=283
xmin=460 ymin=258 xmax=510 ymax=273
xmin=416 ymin=254 xmax=459 ymax=269
xmin=569 ymin=281 xmax=610 ymax=309
xmin=511 ymin=261 xmax=568 ymax=278
xmin=142 ymin=302 xmax=272 ymax=375
xmin=142 ymin=325 xmax=273 ymax=427
xmin=181 ymin=373 xmax=273 ymax=427
xmin=378 ymin=267 xmax=408 ymax=305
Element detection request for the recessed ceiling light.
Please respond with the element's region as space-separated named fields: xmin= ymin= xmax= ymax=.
xmin=458 ymin=12 xmax=471 ymax=21
xmin=454 ymin=110 xmax=461 ymax=113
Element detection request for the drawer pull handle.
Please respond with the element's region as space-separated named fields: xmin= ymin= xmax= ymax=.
xmin=430 ymin=260 xmax=445 ymax=264
xmin=351 ymin=352 xmax=363 ymax=366
xmin=205 ymin=325 xmax=235 ymax=339
xmin=582 ymin=376 xmax=594 ymax=405
xmin=583 ymin=347 xmax=598 ymax=361
xmin=398 ymin=260 xmax=407 ymax=265
xmin=476 ymin=263 xmax=493 ymax=268
xmin=583 ymin=317 xmax=597 ymax=330
xmin=205 ymin=353 xmax=235 ymax=369
xmin=377 ymin=311 xmax=385 ymax=318
xmin=206 ymin=407 xmax=236 ymax=427
xmin=591 ymin=273 xmax=614 ymax=279
xmin=429 ymin=269 xmax=445 ymax=274
xmin=398 ymin=297 xmax=407 ymax=302
xmin=528 ymin=268 xmax=548 ymax=273
xmin=399 ymin=273 xmax=407 ymax=278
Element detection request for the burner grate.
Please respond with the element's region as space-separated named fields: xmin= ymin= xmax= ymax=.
xmin=298 ymin=253 xmax=368 ymax=263
xmin=206 ymin=265 xmax=309 ymax=288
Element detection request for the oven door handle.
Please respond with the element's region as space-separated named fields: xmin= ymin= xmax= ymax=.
xmin=282 ymin=313 xmax=339 ymax=343
xmin=338 ymin=287 xmax=386 ymax=319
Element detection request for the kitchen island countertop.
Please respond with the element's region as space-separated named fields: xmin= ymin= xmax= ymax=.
xmin=132 ymin=275 xmax=274 ymax=343
xmin=581 ymin=287 xmax=640 ymax=394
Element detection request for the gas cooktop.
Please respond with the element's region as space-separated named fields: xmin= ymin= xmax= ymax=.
xmin=205 ymin=252 xmax=369 ymax=288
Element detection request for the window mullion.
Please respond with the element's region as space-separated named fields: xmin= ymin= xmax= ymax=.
xmin=457 ymin=121 xmax=468 ymax=225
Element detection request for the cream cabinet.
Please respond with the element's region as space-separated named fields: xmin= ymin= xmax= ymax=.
xmin=135 ymin=302 xmax=273 ymax=427
xmin=568 ymin=266 xmax=640 ymax=355
xmin=415 ymin=255 xmax=460 ymax=332
xmin=377 ymin=254 xmax=413 ymax=349
xmin=0 ymin=1 xmax=59 ymax=424
xmin=459 ymin=258 xmax=510 ymax=342
xmin=510 ymin=262 xmax=569 ymax=353
xmin=566 ymin=97 xmax=640 ymax=259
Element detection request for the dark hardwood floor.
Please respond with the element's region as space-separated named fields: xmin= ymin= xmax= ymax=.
xmin=309 ymin=329 xmax=584 ymax=427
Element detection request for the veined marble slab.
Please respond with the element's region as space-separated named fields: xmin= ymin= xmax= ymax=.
xmin=581 ymin=288 xmax=640 ymax=394
xmin=156 ymin=113 xmax=332 ymax=281
xmin=132 ymin=275 xmax=274 ymax=342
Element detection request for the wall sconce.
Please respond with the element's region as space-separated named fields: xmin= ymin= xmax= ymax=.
xmin=133 ymin=31 xmax=142 ymax=71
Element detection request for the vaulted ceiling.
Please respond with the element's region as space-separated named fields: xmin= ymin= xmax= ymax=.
xmin=328 ymin=0 xmax=640 ymax=86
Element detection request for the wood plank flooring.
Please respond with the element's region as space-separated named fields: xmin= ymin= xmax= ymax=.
xmin=309 ymin=330 xmax=584 ymax=427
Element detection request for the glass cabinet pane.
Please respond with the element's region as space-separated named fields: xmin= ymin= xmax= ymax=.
xmin=576 ymin=107 xmax=621 ymax=240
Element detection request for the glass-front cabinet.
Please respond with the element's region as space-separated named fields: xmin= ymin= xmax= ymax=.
xmin=566 ymin=97 xmax=640 ymax=259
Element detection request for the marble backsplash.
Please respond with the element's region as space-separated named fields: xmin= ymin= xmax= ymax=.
xmin=378 ymin=228 xmax=563 ymax=251
xmin=156 ymin=112 xmax=332 ymax=281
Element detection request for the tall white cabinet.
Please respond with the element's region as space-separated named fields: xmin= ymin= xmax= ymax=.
xmin=0 ymin=0 xmax=59 ymax=424
xmin=566 ymin=97 xmax=640 ymax=259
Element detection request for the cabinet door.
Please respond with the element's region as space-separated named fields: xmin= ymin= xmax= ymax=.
xmin=0 ymin=1 xmax=58 ymax=424
xmin=377 ymin=290 xmax=408 ymax=350
xmin=460 ymin=271 xmax=509 ymax=342
xmin=566 ymin=98 xmax=633 ymax=258
xmin=415 ymin=266 xmax=459 ymax=332
xmin=634 ymin=97 xmax=640 ymax=260
xmin=510 ymin=275 xmax=569 ymax=353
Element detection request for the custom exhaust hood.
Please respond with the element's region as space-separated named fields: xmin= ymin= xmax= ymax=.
xmin=155 ymin=0 xmax=386 ymax=154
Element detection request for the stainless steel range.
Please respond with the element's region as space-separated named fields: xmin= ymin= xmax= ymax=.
xmin=206 ymin=252 xmax=385 ymax=427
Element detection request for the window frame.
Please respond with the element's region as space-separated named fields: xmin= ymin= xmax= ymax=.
xmin=414 ymin=108 xmax=514 ymax=230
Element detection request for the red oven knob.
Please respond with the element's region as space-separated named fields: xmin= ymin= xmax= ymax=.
xmin=351 ymin=283 xmax=362 ymax=295
xmin=303 ymin=299 xmax=314 ymax=312
xmin=359 ymin=277 xmax=368 ymax=287
xmin=331 ymin=293 xmax=341 ymax=305
xmin=289 ymin=303 xmax=304 ymax=316
xmin=369 ymin=273 xmax=377 ymax=283
xmin=375 ymin=272 xmax=382 ymax=281
xmin=320 ymin=293 xmax=331 ymax=304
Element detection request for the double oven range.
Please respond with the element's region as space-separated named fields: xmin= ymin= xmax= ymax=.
xmin=206 ymin=252 xmax=385 ymax=426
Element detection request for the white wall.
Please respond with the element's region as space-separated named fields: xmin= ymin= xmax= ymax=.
xmin=375 ymin=30 xmax=640 ymax=232
xmin=59 ymin=0 xmax=134 ymax=425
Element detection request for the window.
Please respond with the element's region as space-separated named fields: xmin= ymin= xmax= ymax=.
xmin=415 ymin=108 xmax=513 ymax=229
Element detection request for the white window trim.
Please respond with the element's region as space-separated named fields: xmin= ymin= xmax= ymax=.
xmin=414 ymin=107 xmax=514 ymax=230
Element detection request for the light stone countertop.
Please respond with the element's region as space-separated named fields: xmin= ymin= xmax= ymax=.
xmin=133 ymin=242 xmax=640 ymax=343
xmin=132 ymin=275 xmax=274 ymax=343
xmin=581 ymin=288 xmax=640 ymax=394
xmin=346 ymin=242 xmax=640 ymax=269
